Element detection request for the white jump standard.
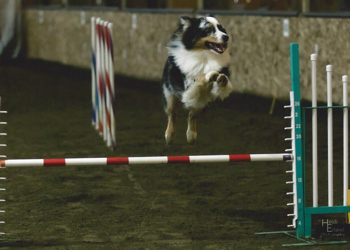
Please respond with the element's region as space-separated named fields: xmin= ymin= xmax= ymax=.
xmin=0 ymin=98 xmax=5 ymax=236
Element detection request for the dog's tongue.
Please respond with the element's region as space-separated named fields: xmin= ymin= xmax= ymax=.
xmin=213 ymin=43 xmax=224 ymax=52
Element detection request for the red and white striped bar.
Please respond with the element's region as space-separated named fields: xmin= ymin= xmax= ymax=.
xmin=0 ymin=154 xmax=292 ymax=168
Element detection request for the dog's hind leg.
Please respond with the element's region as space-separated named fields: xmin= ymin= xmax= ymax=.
xmin=164 ymin=93 xmax=180 ymax=145
xmin=186 ymin=109 xmax=201 ymax=145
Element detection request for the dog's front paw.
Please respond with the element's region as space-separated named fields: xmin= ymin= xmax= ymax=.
xmin=205 ymin=71 xmax=219 ymax=83
xmin=217 ymin=74 xmax=228 ymax=87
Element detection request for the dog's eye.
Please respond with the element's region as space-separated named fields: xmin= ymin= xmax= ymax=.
xmin=205 ymin=26 xmax=214 ymax=33
xmin=205 ymin=27 xmax=214 ymax=33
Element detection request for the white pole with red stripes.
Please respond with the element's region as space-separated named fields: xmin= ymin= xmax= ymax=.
xmin=91 ymin=17 xmax=116 ymax=150
xmin=0 ymin=154 xmax=292 ymax=168
xmin=91 ymin=17 xmax=97 ymax=127
xmin=98 ymin=18 xmax=106 ymax=140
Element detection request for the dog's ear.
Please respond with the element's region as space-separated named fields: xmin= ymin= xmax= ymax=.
xmin=180 ymin=16 xmax=191 ymax=29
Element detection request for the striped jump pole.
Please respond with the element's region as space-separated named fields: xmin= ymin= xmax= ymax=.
xmin=91 ymin=17 xmax=97 ymax=127
xmin=91 ymin=17 xmax=116 ymax=150
xmin=0 ymin=154 xmax=292 ymax=168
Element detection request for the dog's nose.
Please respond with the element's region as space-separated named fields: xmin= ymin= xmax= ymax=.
xmin=222 ymin=35 xmax=229 ymax=43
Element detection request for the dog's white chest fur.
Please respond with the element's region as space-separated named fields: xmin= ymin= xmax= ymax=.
xmin=170 ymin=46 xmax=230 ymax=84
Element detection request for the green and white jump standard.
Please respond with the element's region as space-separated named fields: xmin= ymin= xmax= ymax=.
xmin=271 ymin=43 xmax=350 ymax=246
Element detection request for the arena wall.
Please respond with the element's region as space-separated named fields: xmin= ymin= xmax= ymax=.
xmin=22 ymin=9 xmax=350 ymax=103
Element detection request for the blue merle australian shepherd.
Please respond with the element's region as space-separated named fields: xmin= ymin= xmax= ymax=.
xmin=162 ymin=16 xmax=233 ymax=145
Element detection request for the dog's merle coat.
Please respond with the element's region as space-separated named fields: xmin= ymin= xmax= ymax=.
xmin=162 ymin=16 xmax=233 ymax=144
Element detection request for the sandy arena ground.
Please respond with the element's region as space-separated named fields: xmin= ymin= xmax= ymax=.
xmin=0 ymin=60 xmax=349 ymax=249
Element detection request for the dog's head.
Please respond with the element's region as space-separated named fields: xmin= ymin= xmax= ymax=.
xmin=176 ymin=16 xmax=229 ymax=54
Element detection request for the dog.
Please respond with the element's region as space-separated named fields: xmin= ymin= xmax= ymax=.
xmin=162 ymin=16 xmax=233 ymax=145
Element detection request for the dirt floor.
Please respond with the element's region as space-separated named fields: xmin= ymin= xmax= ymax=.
xmin=0 ymin=59 xmax=349 ymax=249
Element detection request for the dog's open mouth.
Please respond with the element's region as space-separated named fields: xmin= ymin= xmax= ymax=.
xmin=205 ymin=42 xmax=227 ymax=54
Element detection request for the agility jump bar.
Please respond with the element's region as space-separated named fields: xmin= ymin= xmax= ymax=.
xmin=0 ymin=154 xmax=292 ymax=167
